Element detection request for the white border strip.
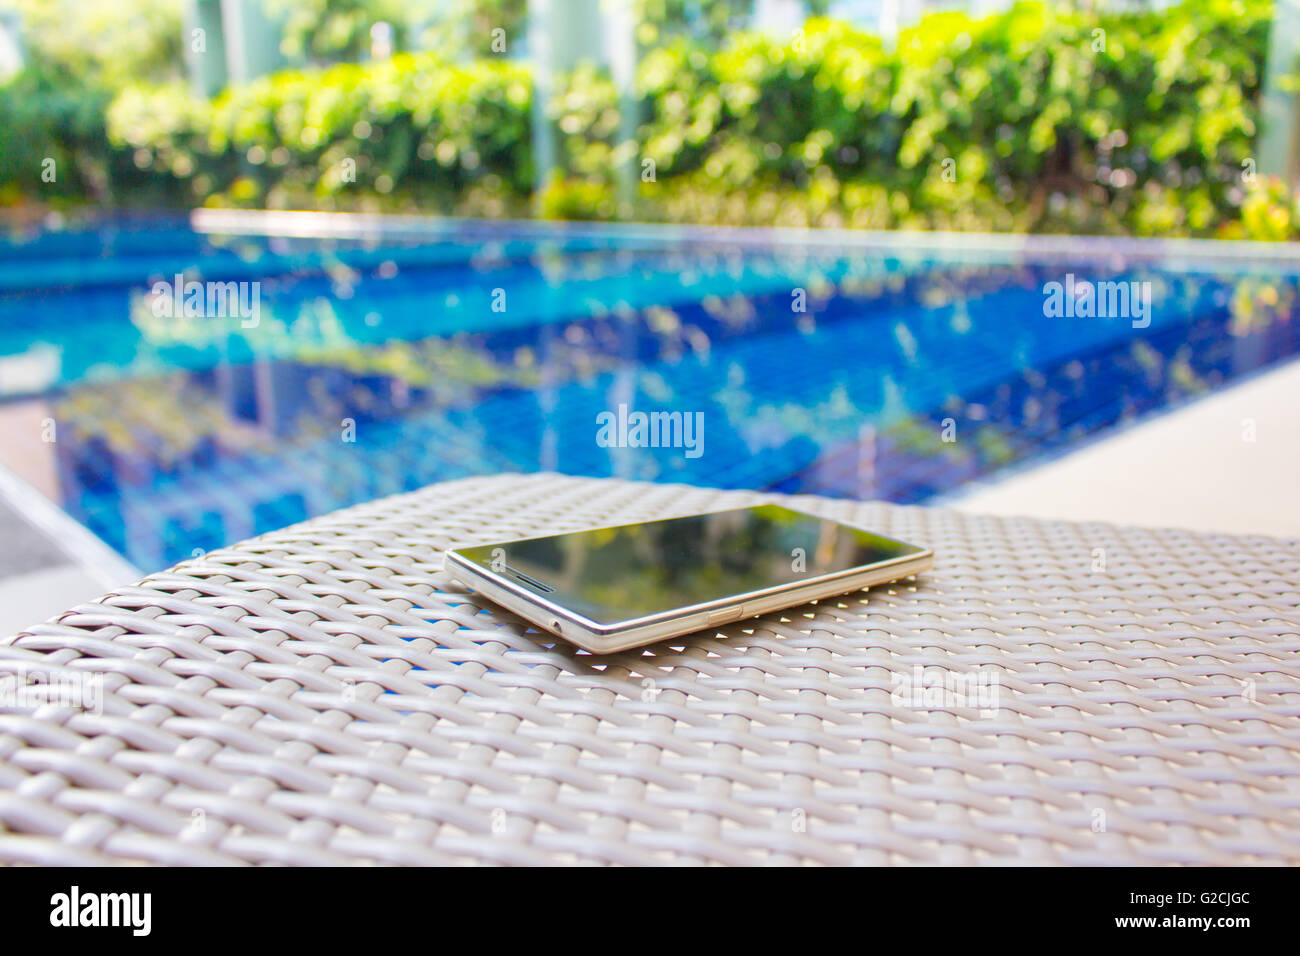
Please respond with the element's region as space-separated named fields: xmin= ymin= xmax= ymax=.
xmin=0 ymin=461 xmax=141 ymax=590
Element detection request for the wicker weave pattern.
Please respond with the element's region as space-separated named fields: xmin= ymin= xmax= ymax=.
xmin=3 ymin=473 xmax=1298 ymax=865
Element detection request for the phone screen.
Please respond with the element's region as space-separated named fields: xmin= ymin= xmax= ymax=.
xmin=453 ymin=505 xmax=926 ymax=625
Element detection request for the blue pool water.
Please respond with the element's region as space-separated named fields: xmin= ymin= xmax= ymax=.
xmin=3 ymin=215 xmax=1299 ymax=572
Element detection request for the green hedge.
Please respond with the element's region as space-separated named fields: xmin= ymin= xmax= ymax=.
xmin=0 ymin=64 xmax=116 ymax=205
xmin=1 ymin=0 xmax=1282 ymax=235
xmin=107 ymin=53 xmax=533 ymax=213
xmin=603 ymin=0 xmax=1269 ymax=234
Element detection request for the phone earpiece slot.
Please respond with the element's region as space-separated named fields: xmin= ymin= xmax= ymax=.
xmin=507 ymin=568 xmax=554 ymax=593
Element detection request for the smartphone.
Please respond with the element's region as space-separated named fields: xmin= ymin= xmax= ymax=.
xmin=445 ymin=504 xmax=933 ymax=654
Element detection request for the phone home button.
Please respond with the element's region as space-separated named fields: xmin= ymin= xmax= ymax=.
xmin=707 ymin=607 xmax=743 ymax=627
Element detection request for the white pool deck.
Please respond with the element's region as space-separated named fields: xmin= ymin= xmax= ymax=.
xmin=941 ymin=357 xmax=1300 ymax=539
xmin=0 ymin=464 xmax=138 ymax=637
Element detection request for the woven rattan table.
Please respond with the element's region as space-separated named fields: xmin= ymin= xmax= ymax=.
xmin=3 ymin=473 xmax=1298 ymax=865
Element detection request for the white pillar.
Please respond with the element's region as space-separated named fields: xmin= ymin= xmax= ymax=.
xmin=219 ymin=0 xmax=284 ymax=86
xmin=528 ymin=0 xmax=559 ymax=197
xmin=1260 ymin=0 xmax=1300 ymax=184
xmin=528 ymin=0 xmax=637 ymax=209
xmin=603 ymin=0 xmax=638 ymax=214
xmin=185 ymin=0 xmax=228 ymax=97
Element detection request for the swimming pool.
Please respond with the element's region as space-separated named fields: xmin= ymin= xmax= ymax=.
xmin=3 ymin=213 xmax=1299 ymax=572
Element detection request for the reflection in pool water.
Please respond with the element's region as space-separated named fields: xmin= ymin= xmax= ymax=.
xmin=2 ymin=219 xmax=1298 ymax=571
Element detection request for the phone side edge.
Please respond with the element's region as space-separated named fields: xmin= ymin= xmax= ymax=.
xmin=446 ymin=543 xmax=935 ymax=655
xmin=444 ymin=549 xmax=617 ymax=651
xmin=575 ymin=548 xmax=936 ymax=654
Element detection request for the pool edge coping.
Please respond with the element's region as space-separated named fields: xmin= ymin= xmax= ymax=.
xmin=0 ymin=461 xmax=142 ymax=591
xmin=190 ymin=208 xmax=1300 ymax=264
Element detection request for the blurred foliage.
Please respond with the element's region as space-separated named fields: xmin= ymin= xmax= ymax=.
xmin=108 ymin=53 xmax=534 ymax=213
xmin=269 ymin=0 xmax=418 ymax=64
xmin=0 ymin=0 xmax=1289 ymax=235
xmin=635 ymin=0 xmax=755 ymax=47
xmin=1 ymin=0 xmax=183 ymax=88
xmin=0 ymin=60 xmax=115 ymax=203
xmin=1220 ymin=173 xmax=1300 ymax=239
xmin=593 ymin=0 xmax=1270 ymax=234
xmin=0 ymin=0 xmax=181 ymax=205
xmin=417 ymin=0 xmax=529 ymax=58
